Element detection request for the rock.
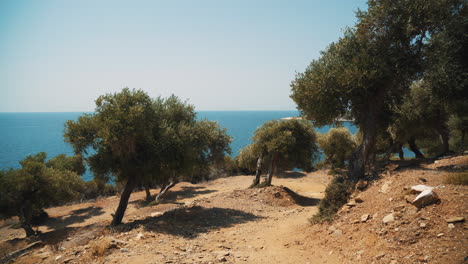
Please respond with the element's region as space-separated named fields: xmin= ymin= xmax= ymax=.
xmin=328 ymin=226 xmax=337 ymax=232
xmin=361 ymin=214 xmax=370 ymax=222
xmin=120 ymin=248 xmax=128 ymax=253
xmin=437 ymin=233 xmax=444 ymax=237
xmin=218 ymin=256 xmax=227 ymax=262
xmin=347 ymin=201 xmax=357 ymax=207
xmin=55 ymin=255 xmax=62 ymax=261
xmin=412 ymin=189 xmax=440 ymax=208
xmin=382 ymin=213 xmax=395 ymax=224
xmin=410 ymin=184 xmax=434 ymax=194
xmin=420 ymin=223 xmax=427 ymax=228
xmin=111 ymin=239 xmax=127 ymax=246
xmin=446 ymin=216 xmax=465 ymax=223
xmin=448 ymin=223 xmax=455 ymax=229
xmin=375 ymin=253 xmax=385 ymax=260
xmin=333 ymin=229 xmax=343 ymax=236
xmin=356 ymin=180 xmax=368 ymax=190
xmin=136 ymin=232 xmax=145 ymax=240
xmin=418 ymin=177 xmax=427 ymax=183
xmin=380 ymin=181 xmax=392 ymax=194
xmin=151 ymin=212 xmax=164 ymax=217
xmin=354 ymin=197 xmax=364 ymax=203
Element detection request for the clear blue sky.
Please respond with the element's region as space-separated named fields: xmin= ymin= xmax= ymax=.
xmin=0 ymin=0 xmax=367 ymax=112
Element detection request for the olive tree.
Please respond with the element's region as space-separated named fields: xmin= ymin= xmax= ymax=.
xmin=0 ymin=153 xmax=85 ymax=237
xmin=291 ymin=0 xmax=461 ymax=180
xmin=65 ymin=88 xmax=160 ymax=225
xmin=240 ymin=119 xmax=318 ymax=186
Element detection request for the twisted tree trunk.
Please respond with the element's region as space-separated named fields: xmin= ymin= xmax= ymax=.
xmin=155 ymin=180 xmax=178 ymax=202
xmin=348 ymin=87 xmax=385 ymax=181
xmin=264 ymin=153 xmax=279 ymax=186
xmin=408 ymin=136 xmax=425 ymax=159
xmin=145 ymin=184 xmax=152 ymax=202
xmin=19 ymin=200 xmax=35 ymax=237
xmin=111 ymin=176 xmax=136 ymax=226
xmin=252 ymin=152 xmax=263 ymax=186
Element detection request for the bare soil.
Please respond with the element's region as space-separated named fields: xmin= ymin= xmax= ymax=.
xmin=1 ymin=156 xmax=466 ymax=264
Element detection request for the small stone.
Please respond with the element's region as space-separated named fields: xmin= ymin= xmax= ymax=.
xmin=446 ymin=216 xmax=465 ymax=223
xmin=375 ymin=253 xmax=385 ymax=260
xmin=356 ymin=180 xmax=368 ymax=190
xmin=437 ymin=233 xmax=444 ymax=237
xmin=382 ymin=213 xmax=395 ymax=224
xmin=361 ymin=214 xmax=369 ymax=222
xmin=419 ymin=177 xmax=427 ymax=182
xmin=380 ymin=181 xmax=392 ymax=194
xmin=448 ymin=223 xmax=455 ymax=229
xmin=420 ymin=223 xmax=427 ymax=228
xmin=218 ymin=256 xmax=227 ymax=262
xmin=55 ymin=255 xmax=62 ymax=261
xmin=333 ymin=229 xmax=343 ymax=236
xmin=136 ymin=232 xmax=145 ymax=240
xmin=354 ymin=197 xmax=364 ymax=203
xmin=390 ymin=260 xmax=398 ymax=264
xmin=347 ymin=201 xmax=356 ymax=207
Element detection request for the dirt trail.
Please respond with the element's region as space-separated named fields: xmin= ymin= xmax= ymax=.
xmin=1 ymin=171 xmax=341 ymax=264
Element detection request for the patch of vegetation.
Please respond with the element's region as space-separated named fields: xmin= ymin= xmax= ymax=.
xmin=309 ymin=176 xmax=353 ymax=224
xmin=444 ymin=172 xmax=468 ymax=186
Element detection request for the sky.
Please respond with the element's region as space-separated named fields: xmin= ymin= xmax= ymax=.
xmin=0 ymin=0 xmax=367 ymax=112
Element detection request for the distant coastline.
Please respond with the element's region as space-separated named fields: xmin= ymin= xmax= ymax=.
xmin=281 ymin=116 xmax=354 ymax=122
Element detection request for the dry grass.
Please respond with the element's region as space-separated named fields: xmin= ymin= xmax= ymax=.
xmin=444 ymin=172 xmax=468 ymax=185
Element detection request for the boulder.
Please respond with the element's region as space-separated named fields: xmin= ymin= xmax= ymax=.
xmin=412 ymin=189 xmax=440 ymax=208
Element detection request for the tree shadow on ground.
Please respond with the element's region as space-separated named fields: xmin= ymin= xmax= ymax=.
xmin=282 ymin=187 xmax=321 ymax=206
xmin=276 ymin=171 xmax=307 ymax=179
xmin=132 ymin=186 xmax=218 ymax=208
xmin=38 ymin=206 xmax=105 ymax=230
xmin=115 ymin=206 xmax=263 ymax=239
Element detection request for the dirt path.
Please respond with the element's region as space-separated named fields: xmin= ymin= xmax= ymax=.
xmin=1 ymin=171 xmax=342 ymax=264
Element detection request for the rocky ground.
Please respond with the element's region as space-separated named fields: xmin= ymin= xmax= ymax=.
xmin=0 ymin=156 xmax=466 ymax=264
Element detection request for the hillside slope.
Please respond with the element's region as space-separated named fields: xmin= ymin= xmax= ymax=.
xmin=0 ymin=156 xmax=466 ymax=264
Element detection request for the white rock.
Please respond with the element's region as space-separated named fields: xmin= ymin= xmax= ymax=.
xmin=412 ymin=189 xmax=440 ymax=208
xmin=55 ymin=255 xmax=62 ymax=261
xmin=410 ymin=185 xmax=433 ymax=194
xmin=448 ymin=223 xmax=455 ymax=229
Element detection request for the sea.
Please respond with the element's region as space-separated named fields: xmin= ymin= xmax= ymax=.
xmin=0 ymin=111 xmax=362 ymax=181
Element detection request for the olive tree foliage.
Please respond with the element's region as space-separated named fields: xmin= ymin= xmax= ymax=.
xmin=64 ymin=88 xmax=231 ymax=224
xmin=238 ymin=119 xmax=318 ymax=187
xmin=291 ymin=0 xmax=462 ymax=180
xmin=0 ymin=153 xmax=85 ymax=237
xmin=318 ymin=127 xmax=356 ymax=168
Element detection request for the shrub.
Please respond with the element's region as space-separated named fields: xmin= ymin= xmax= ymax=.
xmin=309 ymin=176 xmax=353 ymax=223
xmin=445 ymin=172 xmax=468 ymax=185
xmin=318 ymin=127 xmax=356 ymax=168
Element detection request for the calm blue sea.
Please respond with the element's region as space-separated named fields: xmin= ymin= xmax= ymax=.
xmin=0 ymin=111 xmax=360 ymax=181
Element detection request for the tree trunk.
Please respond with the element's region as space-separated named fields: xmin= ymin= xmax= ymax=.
xmin=19 ymin=200 xmax=35 ymax=237
xmin=155 ymin=180 xmax=177 ymax=202
xmin=145 ymin=184 xmax=152 ymax=202
xmin=398 ymin=144 xmax=404 ymax=160
xmin=436 ymin=123 xmax=450 ymax=155
xmin=252 ymin=153 xmax=263 ymax=186
xmin=348 ymin=87 xmax=386 ymax=181
xmin=264 ymin=153 xmax=279 ymax=186
xmin=461 ymin=129 xmax=466 ymax=147
xmin=408 ymin=136 xmax=425 ymax=159
xmin=111 ymin=176 xmax=136 ymax=226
